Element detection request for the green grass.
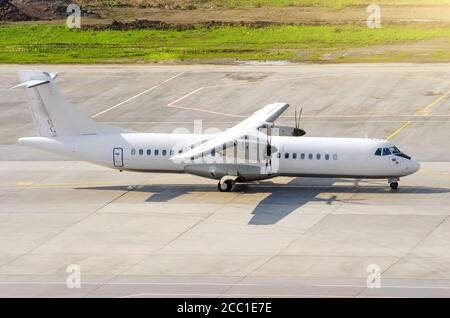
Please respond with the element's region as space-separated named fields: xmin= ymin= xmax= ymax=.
xmin=1 ymin=24 xmax=450 ymax=63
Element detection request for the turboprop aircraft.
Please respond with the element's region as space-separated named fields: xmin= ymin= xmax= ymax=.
xmin=14 ymin=70 xmax=420 ymax=192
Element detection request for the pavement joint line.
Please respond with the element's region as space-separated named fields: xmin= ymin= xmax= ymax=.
xmin=219 ymin=185 xmax=356 ymax=297
xmin=167 ymin=87 xmax=244 ymax=118
xmin=83 ymin=190 xmax=231 ymax=297
xmin=3 ymin=161 xmax=78 ymax=202
xmin=314 ymin=284 xmax=450 ymax=289
xmin=168 ymin=104 xmax=244 ymax=118
xmin=356 ymin=214 xmax=450 ymax=297
xmin=13 ymin=181 xmax=141 ymax=189
xmin=165 ymin=73 xmax=450 ymax=121
xmin=165 ymin=74 xmax=335 ymax=118
xmin=92 ymin=72 xmax=185 ymax=118
xmin=101 ymin=115 xmax=450 ymax=123
xmin=0 ymin=281 xmax=257 ymax=286
xmin=0 ymin=181 xmax=139 ymax=273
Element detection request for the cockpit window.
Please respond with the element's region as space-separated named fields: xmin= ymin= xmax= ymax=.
xmin=382 ymin=148 xmax=391 ymax=156
xmin=375 ymin=148 xmax=382 ymax=156
xmin=395 ymin=153 xmax=411 ymax=160
xmin=379 ymin=146 xmax=412 ymax=160
xmin=389 ymin=147 xmax=401 ymax=154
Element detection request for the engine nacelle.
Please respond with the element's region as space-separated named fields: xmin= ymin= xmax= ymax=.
xmin=184 ymin=164 xmax=277 ymax=181
xmin=260 ymin=125 xmax=306 ymax=137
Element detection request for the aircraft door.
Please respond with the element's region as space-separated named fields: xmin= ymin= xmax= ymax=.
xmin=113 ymin=147 xmax=123 ymax=167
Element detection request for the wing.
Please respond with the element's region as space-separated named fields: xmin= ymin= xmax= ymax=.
xmin=171 ymin=102 xmax=289 ymax=160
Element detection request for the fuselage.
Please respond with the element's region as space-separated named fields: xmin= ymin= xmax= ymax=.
xmin=18 ymin=133 xmax=421 ymax=181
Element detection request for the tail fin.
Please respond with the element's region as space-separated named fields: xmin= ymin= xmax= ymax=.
xmin=14 ymin=70 xmax=126 ymax=137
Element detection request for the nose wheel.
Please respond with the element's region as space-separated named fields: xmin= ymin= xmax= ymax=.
xmin=388 ymin=177 xmax=399 ymax=190
xmin=390 ymin=182 xmax=398 ymax=190
xmin=218 ymin=179 xmax=234 ymax=192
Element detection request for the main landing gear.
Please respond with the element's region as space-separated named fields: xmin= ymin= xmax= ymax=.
xmin=389 ymin=177 xmax=399 ymax=190
xmin=218 ymin=179 xmax=235 ymax=192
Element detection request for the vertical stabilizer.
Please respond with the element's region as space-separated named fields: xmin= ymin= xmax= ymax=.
xmin=14 ymin=71 xmax=126 ymax=137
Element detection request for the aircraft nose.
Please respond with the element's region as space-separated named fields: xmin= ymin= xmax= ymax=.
xmin=411 ymin=159 xmax=421 ymax=173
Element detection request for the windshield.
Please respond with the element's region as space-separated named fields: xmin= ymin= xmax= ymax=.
xmin=374 ymin=146 xmax=411 ymax=160
xmin=389 ymin=147 xmax=401 ymax=154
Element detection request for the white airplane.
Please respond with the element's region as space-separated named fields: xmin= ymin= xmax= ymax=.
xmin=14 ymin=70 xmax=420 ymax=192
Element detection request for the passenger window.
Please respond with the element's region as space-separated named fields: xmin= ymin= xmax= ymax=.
xmin=325 ymin=154 xmax=330 ymax=160
xmin=382 ymin=148 xmax=391 ymax=156
xmin=211 ymin=148 xmax=215 ymax=156
xmin=308 ymin=154 xmax=313 ymax=160
xmin=293 ymin=153 xmax=297 ymax=159
xmin=170 ymin=150 xmax=174 ymax=156
xmin=162 ymin=150 xmax=167 ymax=156
xmin=131 ymin=149 xmax=136 ymax=155
xmin=301 ymin=153 xmax=305 ymax=160
xmin=155 ymin=149 xmax=159 ymax=156
xmin=316 ymin=154 xmax=321 ymax=160
xmin=147 ymin=149 xmax=151 ymax=156
xmin=178 ymin=149 xmax=182 ymax=154
xmin=333 ymin=154 xmax=338 ymax=160
xmin=375 ymin=148 xmax=381 ymax=156
xmin=139 ymin=149 xmax=143 ymax=155
xmin=285 ymin=153 xmax=289 ymax=159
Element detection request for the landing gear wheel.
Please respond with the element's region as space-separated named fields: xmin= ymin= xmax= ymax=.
xmin=390 ymin=182 xmax=399 ymax=190
xmin=218 ymin=180 xmax=234 ymax=192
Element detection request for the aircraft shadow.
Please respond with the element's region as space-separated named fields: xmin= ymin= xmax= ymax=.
xmin=76 ymin=178 xmax=450 ymax=225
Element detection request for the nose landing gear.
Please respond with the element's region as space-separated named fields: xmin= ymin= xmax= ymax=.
xmin=390 ymin=182 xmax=399 ymax=190
xmin=218 ymin=179 xmax=235 ymax=192
xmin=388 ymin=177 xmax=399 ymax=190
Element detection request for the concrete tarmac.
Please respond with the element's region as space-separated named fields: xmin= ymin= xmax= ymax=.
xmin=0 ymin=64 xmax=449 ymax=297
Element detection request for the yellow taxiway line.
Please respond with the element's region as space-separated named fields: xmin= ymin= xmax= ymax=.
xmin=386 ymin=90 xmax=449 ymax=141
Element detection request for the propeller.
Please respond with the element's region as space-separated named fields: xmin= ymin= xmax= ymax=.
xmin=265 ymin=125 xmax=272 ymax=170
xmin=292 ymin=107 xmax=306 ymax=137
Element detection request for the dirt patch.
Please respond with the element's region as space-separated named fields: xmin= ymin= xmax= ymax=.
xmin=0 ymin=0 xmax=101 ymax=22
xmin=0 ymin=0 xmax=34 ymax=21
xmin=3 ymin=3 xmax=450 ymax=26
xmin=91 ymin=5 xmax=450 ymax=26
xmin=224 ymin=73 xmax=269 ymax=82
xmin=89 ymin=19 xmax=281 ymax=30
